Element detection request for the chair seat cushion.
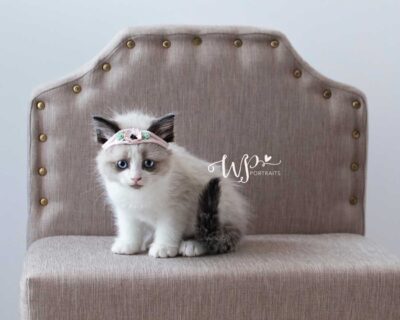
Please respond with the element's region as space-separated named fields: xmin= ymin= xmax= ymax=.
xmin=21 ymin=234 xmax=400 ymax=320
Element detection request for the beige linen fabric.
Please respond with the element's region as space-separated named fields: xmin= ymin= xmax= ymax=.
xmin=21 ymin=234 xmax=400 ymax=320
xmin=28 ymin=26 xmax=367 ymax=245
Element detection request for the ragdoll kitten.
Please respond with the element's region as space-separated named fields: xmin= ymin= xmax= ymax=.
xmin=92 ymin=111 xmax=249 ymax=258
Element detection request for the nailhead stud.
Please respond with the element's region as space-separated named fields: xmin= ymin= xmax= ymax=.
xmin=72 ymin=84 xmax=81 ymax=94
xmin=349 ymin=196 xmax=358 ymax=205
xmin=162 ymin=40 xmax=171 ymax=48
xmin=352 ymin=99 xmax=361 ymax=109
xmin=270 ymin=39 xmax=279 ymax=48
xmin=192 ymin=36 xmax=202 ymax=46
xmin=323 ymin=89 xmax=332 ymax=99
xmin=39 ymin=197 xmax=48 ymax=206
xmin=350 ymin=162 xmax=360 ymax=171
xmin=38 ymin=167 xmax=47 ymax=176
xmin=352 ymin=130 xmax=360 ymax=139
xmin=233 ymin=39 xmax=242 ymax=47
xmin=36 ymin=101 xmax=45 ymax=110
xmin=293 ymin=69 xmax=302 ymax=78
xmin=102 ymin=62 xmax=111 ymax=72
xmin=126 ymin=39 xmax=135 ymax=49
xmin=38 ymin=133 xmax=47 ymax=142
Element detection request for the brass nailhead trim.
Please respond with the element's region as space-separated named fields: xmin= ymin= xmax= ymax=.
xmin=352 ymin=129 xmax=360 ymax=139
xmin=72 ymin=84 xmax=81 ymax=94
xmin=322 ymin=89 xmax=332 ymax=99
xmin=101 ymin=62 xmax=111 ymax=72
xmin=38 ymin=167 xmax=47 ymax=176
xmin=192 ymin=36 xmax=202 ymax=46
xmin=38 ymin=133 xmax=47 ymax=142
xmin=352 ymin=99 xmax=361 ymax=109
xmin=349 ymin=196 xmax=358 ymax=205
xmin=350 ymin=162 xmax=360 ymax=171
xmin=233 ymin=39 xmax=242 ymax=47
xmin=162 ymin=40 xmax=171 ymax=48
xmin=270 ymin=39 xmax=279 ymax=48
xmin=293 ymin=69 xmax=302 ymax=78
xmin=36 ymin=101 xmax=45 ymax=110
xmin=126 ymin=39 xmax=135 ymax=49
xmin=39 ymin=197 xmax=48 ymax=206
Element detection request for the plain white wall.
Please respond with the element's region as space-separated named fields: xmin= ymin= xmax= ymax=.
xmin=0 ymin=0 xmax=399 ymax=319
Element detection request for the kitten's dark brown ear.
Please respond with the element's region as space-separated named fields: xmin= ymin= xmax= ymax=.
xmin=147 ymin=113 xmax=175 ymax=143
xmin=92 ymin=116 xmax=120 ymax=144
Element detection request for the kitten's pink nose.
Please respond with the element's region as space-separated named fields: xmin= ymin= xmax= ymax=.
xmin=131 ymin=176 xmax=142 ymax=184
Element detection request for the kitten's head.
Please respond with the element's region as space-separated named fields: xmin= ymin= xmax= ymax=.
xmin=93 ymin=112 xmax=175 ymax=190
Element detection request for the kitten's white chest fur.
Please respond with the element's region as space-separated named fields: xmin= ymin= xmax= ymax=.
xmin=107 ymin=175 xmax=172 ymax=226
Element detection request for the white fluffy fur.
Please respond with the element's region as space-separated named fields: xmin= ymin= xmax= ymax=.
xmin=96 ymin=111 xmax=249 ymax=258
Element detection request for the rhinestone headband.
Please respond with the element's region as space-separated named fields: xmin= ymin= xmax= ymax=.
xmin=102 ymin=128 xmax=169 ymax=150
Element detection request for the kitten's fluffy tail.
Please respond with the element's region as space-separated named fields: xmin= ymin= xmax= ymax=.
xmin=196 ymin=178 xmax=241 ymax=254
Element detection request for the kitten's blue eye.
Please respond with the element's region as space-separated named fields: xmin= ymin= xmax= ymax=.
xmin=143 ymin=159 xmax=155 ymax=170
xmin=116 ymin=160 xmax=129 ymax=170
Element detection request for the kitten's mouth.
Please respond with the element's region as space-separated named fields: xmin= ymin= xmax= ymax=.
xmin=129 ymin=184 xmax=143 ymax=190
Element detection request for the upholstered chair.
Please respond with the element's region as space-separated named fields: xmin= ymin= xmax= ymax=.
xmin=21 ymin=26 xmax=400 ymax=320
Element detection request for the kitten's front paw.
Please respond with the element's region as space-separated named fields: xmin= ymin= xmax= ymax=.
xmin=111 ymin=240 xmax=141 ymax=255
xmin=179 ymin=240 xmax=207 ymax=257
xmin=148 ymin=243 xmax=178 ymax=258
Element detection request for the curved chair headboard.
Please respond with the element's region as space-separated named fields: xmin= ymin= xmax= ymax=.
xmin=28 ymin=26 xmax=367 ymax=245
